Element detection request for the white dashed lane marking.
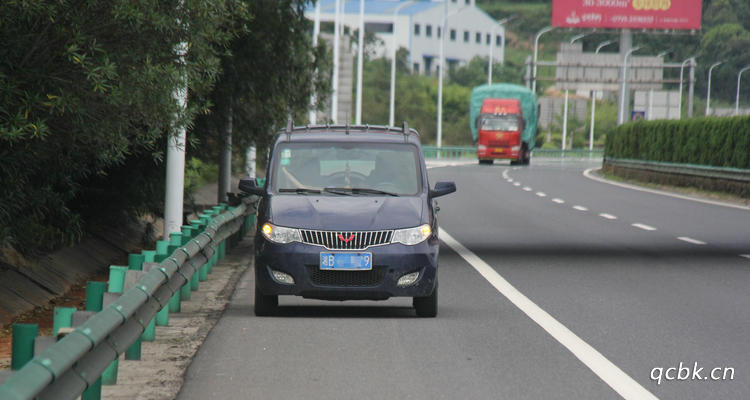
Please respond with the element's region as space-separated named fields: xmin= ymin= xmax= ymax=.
xmin=677 ymin=237 xmax=707 ymax=245
xmin=632 ymin=223 xmax=657 ymax=231
xmin=536 ymin=192 xmax=547 ymax=197
xmin=513 ymin=182 xmax=521 ymax=187
xmin=599 ymin=213 xmax=617 ymax=220
xmin=741 ymin=255 xmax=750 ymax=259
xmin=552 ymin=198 xmax=565 ymax=204
xmin=573 ymin=205 xmax=588 ymax=211
xmin=523 ymin=187 xmax=533 ymax=192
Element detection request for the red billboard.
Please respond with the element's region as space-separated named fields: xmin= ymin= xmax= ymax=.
xmin=552 ymin=0 xmax=702 ymax=30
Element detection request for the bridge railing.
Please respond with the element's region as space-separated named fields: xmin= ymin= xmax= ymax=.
xmin=0 ymin=198 xmax=256 ymax=400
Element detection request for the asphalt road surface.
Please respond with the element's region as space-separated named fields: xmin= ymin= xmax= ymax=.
xmin=177 ymin=159 xmax=750 ymax=400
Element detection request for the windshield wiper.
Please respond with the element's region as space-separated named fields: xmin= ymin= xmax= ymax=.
xmin=279 ymin=188 xmax=321 ymax=194
xmin=324 ymin=187 xmax=399 ymax=197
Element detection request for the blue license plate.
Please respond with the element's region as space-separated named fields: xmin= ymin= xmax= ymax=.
xmin=320 ymin=252 xmax=373 ymax=271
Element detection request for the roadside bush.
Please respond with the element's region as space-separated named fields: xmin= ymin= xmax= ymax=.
xmin=604 ymin=116 xmax=750 ymax=169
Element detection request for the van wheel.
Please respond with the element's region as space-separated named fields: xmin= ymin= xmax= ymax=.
xmin=414 ymin=285 xmax=438 ymax=318
xmin=254 ymin=285 xmax=278 ymax=316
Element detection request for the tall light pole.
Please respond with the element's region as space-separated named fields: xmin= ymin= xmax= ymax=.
xmin=355 ymin=0 xmax=365 ymax=125
xmin=618 ymin=46 xmax=641 ymax=125
xmin=488 ymin=17 xmax=513 ymax=85
xmin=437 ymin=4 xmax=467 ymax=149
xmin=532 ymin=26 xmax=555 ymax=94
xmin=677 ymin=56 xmax=695 ymax=120
xmin=331 ymin=0 xmax=341 ymax=123
xmin=389 ymin=1 xmax=413 ymax=126
xmin=588 ymin=40 xmax=616 ymax=149
xmin=308 ymin=1 xmax=321 ymax=124
xmin=705 ymin=61 xmax=723 ymax=116
xmin=561 ymin=33 xmax=587 ymax=150
xmin=164 ymin=0 xmax=188 ymax=239
xmin=735 ymin=65 xmax=750 ymax=115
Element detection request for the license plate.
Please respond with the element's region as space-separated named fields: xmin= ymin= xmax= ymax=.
xmin=493 ymin=148 xmax=504 ymax=153
xmin=320 ymin=252 xmax=372 ymax=271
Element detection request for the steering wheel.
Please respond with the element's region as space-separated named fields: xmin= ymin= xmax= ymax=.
xmin=324 ymin=171 xmax=368 ymax=186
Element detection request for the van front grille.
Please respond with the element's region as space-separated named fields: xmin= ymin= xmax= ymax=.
xmin=300 ymin=230 xmax=393 ymax=250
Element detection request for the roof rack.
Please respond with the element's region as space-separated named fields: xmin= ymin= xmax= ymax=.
xmin=278 ymin=124 xmax=420 ymax=138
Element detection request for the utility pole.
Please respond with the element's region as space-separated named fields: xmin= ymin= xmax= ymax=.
xmin=355 ymin=0 xmax=364 ymax=125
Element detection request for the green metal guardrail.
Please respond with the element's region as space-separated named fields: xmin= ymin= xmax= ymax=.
xmin=0 ymin=198 xmax=255 ymax=400
xmin=421 ymin=146 xmax=604 ymax=160
xmin=604 ymin=157 xmax=750 ymax=182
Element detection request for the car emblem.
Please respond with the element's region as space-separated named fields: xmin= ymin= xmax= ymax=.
xmin=338 ymin=233 xmax=355 ymax=243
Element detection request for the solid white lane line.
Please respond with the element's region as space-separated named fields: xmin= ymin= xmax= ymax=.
xmin=552 ymin=198 xmax=565 ymax=204
xmin=439 ymin=229 xmax=658 ymax=400
xmin=573 ymin=205 xmax=588 ymax=211
xmin=513 ymin=182 xmax=521 ymax=187
xmin=583 ymin=168 xmax=750 ymax=211
xmin=523 ymin=187 xmax=533 ymax=192
xmin=536 ymin=192 xmax=547 ymax=197
xmin=632 ymin=223 xmax=657 ymax=231
xmin=677 ymin=237 xmax=707 ymax=245
xmin=599 ymin=213 xmax=618 ymax=220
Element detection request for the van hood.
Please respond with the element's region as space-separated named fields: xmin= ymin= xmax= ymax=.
xmin=268 ymin=195 xmax=424 ymax=231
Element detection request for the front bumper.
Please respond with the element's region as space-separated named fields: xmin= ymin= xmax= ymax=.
xmin=255 ymin=236 xmax=439 ymax=300
xmin=477 ymin=145 xmax=520 ymax=160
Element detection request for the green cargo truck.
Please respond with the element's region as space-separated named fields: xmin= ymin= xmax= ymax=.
xmin=470 ymin=83 xmax=539 ymax=165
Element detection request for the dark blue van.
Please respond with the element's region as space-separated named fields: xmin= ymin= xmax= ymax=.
xmin=239 ymin=124 xmax=455 ymax=317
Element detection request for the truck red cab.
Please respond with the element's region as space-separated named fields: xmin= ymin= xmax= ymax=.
xmin=476 ymin=98 xmax=525 ymax=164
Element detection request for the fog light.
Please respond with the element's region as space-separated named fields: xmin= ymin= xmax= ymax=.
xmin=271 ymin=270 xmax=295 ymax=285
xmin=397 ymin=271 xmax=420 ymax=287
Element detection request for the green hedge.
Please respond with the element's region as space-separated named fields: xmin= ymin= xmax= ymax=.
xmin=604 ymin=116 xmax=750 ymax=169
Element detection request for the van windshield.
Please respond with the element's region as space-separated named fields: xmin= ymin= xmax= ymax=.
xmin=480 ymin=115 xmax=520 ymax=132
xmin=271 ymin=142 xmax=422 ymax=196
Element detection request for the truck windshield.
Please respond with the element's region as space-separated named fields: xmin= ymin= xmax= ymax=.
xmin=481 ymin=115 xmax=520 ymax=132
xmin=271 ymin=142 xmax=422 ymax=196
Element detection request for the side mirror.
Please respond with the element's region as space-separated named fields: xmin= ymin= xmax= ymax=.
xmin=238 ymin=178 xmax=265 ymax=196
xmin=430 ymin=181 xmax=456 ymax=198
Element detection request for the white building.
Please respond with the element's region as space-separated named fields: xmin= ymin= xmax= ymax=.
xmin=306 ymin=0 xmax=506 ymax=76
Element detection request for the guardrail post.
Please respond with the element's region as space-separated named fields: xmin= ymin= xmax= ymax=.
xmin=52 ymin=307 xmax=76 ymax=337
xmin=155 ymin=240 xmax=170 ymax=262
xmin=11 ymin=323 xmax=37 ymax=370
xmin=85 ymin=282 xmax=106 ymax=313
xmin=128 ymin=253 xmax=145 ymax=271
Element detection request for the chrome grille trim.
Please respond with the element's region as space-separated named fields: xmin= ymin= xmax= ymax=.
xmin=299 ymin=229 xmax=393 ymax=250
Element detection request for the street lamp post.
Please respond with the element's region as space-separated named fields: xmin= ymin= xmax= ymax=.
xmin=308 ymin=1 xmax=321 ymax=124
xmin=331 ymin=0 xmax=341 ymax=123
xmin=488 ymin=17 xmax=513 ymax=85
xmin=588 ymin=40 xmax=616 ymax=150
xmin=532 ymin=26 xmax=555 ymax=94
xmin=705 ymin=61 xmax=723 ymax=116
xmin=735 ymin=65 xmax=750 ymax=115
xmin=561 ymin=33 xmax=587 ymax=150
xmin=618 ymin=46 xmax=641 ymax=125
xmin=437 ymin=4 xmax=467 ymax=150
xmin=677 ymin=56 xmax=695 ymax=120
xmin=389 ymin=1 xmax=413 ymax=126
xmin=355 ymin=0 xmax=365 ymax=125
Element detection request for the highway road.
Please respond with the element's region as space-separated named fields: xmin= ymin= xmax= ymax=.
xmin=177 ymin=159 xmax=750 ymax=400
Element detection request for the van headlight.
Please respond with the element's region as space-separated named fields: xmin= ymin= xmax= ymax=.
xmin=391 ymin=224 xmax=432 ymax=245
xmin=261 ymin=223 xmax=301 ymax=244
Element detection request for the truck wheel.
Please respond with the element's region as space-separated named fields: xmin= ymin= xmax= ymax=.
xmin=521 ymin=145 xmax=531 ymax=165
xmin=254 ymin=284 xmax=278 ymax=316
